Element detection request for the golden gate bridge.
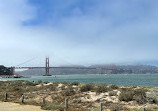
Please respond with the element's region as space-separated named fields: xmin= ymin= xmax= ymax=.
xmin=8 ymin=57 xmax=116 ymax=76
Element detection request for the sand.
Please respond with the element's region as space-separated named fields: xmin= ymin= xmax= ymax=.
xmin=0 ymin=102 xmax=47 ymax=111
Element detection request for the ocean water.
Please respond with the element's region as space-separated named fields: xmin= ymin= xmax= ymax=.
xmin=1 ymin=74 xmax=158 ymax=87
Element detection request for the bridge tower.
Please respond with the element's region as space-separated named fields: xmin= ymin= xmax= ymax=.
xmin=45 ymin=57 xmax=51 ymax=76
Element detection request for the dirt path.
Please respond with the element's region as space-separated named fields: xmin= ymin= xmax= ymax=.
xmin=0 ymin=102 xmax=47 ymax=111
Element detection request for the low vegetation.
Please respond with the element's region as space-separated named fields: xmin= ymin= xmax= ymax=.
xmin=109 ymin=103 xmax=123 ymax=111
xmin=80 ymin=84 xmax=94 ymax=92
xmin=119 ymin=88 xmax=148 ymax=104
xmin=109 ymin=91 xmax=118 ymax=96
xmin=0 ymin=80 xmax=158 ymax=111
xmin=41 ymin=104 xmax=64 ymax=110
xmin=96 ymin=84 xmax=108 ymax=93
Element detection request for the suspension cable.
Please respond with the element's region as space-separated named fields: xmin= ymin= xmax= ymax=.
xmin=16 ymin=57 xmax=38 ymax=67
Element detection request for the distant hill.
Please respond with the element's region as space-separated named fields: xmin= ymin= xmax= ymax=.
xmin=0 ymin=65 xmax=12 ymax=75
xmin=17 ymin=65 xmax=158 ymax=76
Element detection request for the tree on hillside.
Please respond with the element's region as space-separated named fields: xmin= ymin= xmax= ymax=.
xmin=0 ymin=65 xmax=11 ymax=75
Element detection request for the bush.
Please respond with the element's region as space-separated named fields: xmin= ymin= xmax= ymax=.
xmin=133 ymin=89 xmax=147 ymax=104
xmin=109 ymin=91 xmax=118 ymax=96
xmin=80 ymin=84 xmax=94 ymax=92
xmin=36 ymin=80 xmax=42 ymax=84
xmin=62 ymin=87 xmax=75 ymax=96
xmin=146 ymin=92 xmax=158 ymax=104
xmin=131 ymin=107 xmax=158 ymax=111
xmin=109 ymin=103 xmax=123 ymax=111
xmin=15 ymin=99 xmax=39 ymax=106
xmin=96 ymin=84 xmax=108 ymax=93
xmin=61 ymin=82 xmax=70 ymax=86
xmin=119 ymin=88 xmax=147 ymax=104
xmin=71 ymin=82 xmax=80 ymax=86
xmin=109 ymin=84 xmax=119 ymax=90
xmin=41 ymin=104 xmax=64 ymax=110
xmin=46 ymin=84 xmax=57 ymax=91
xmin=43 ymin=81 xmax=49 ymax=84
xmin=24 ymin=81 xmax=36 ymax=86
xmin=119 ymin=88 xmax=134 ymax=102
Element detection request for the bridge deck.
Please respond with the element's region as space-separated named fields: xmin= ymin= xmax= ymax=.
xmin=9 ymin=67 xmax=114 ymax=70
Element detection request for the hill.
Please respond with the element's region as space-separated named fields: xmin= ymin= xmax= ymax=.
xmin=0 ymin=65 xmax=11 ymax=75
xmin=17 ymin=65 xmax=158 ymax=76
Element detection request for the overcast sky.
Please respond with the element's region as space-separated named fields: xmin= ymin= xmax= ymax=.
xmin=1 ymin=0 xmax=158 ymax=67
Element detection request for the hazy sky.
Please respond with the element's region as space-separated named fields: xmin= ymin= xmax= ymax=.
xmin=1 ymin=0 xmax=158 ymax=67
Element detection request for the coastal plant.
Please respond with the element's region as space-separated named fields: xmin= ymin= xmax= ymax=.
xmin=46 ymin=84 xmax=57 ymax=91
xmin=133 ymin=89 xmax=147 ymax=104
xmin=119 ymin=88 xmax=134 ymax=102
xmin=0 ymin=93 xmax=5 ymax=101
xmin=43 ymin=81 xmax=49 ymax=84
xmin=24 ymin=81 xmax=36 ymax=86
xmin=14 ymin=99 xmax=39 ymax=106
xmin=146 ymin=92 xmax=158 ymax=104
xmin=80 ymin=84 xmax=94 ymax=92
xmin=53 ymin=82 xmax=60 ymax=86
xmin=36 ymin=80 xmax=43 ymax=84
xmin=61 ymin=82 xmax=70 ymax=86
xmin=71 ymin=81 xmax=80 ymax=86
xmin=10 ymin=81 xmax=23 ymax=87
xmin=119 ymin=88 xmax=148 ymax=104
xmin=109 ymin=103 xmax=123 ymax=111
xmin=109 ymin=91 xmax=118 ymax=96
xmin=130 ymin=107 xmax=158 ymax=111
xmin=96 ymin=84 xmax=108 ymax=93
xmin=109 ymin=84 xmax=119 ymax=90
xmin=24 ymin=99 xmax=39 ymax=105
xmin=41 ymin=104 xmax=64 ymax=110
xmin=62 ymin=86 xmax=75 ymax=96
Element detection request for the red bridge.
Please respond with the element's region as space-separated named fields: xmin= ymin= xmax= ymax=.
xmin=9 ymin=57 xmax=116 ymax=76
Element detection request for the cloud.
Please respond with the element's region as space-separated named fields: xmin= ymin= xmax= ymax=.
xmin=1 ymin=0 xmax=158 ymax=67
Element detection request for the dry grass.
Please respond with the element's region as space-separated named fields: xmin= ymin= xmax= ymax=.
xmin=0 ymin=80 xmax=158 ymax=110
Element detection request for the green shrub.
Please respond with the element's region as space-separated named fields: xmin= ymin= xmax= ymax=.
xmin=43 ymin=81 xmax=49 ymax=84
xmin=36 ymin=80 xmax=43 ymax=84
xmin=80 ymin=84 xmax=94 ymax=92
xmin=96 ymin=84 xmax=108 ymax=93
xmin=61 ymin=82 xmax=70 ymax=86
xmin=62 ymin=87 xmax=75 ymax=96
xmin=130 ymin=107 xmax=158 ymax=111
xmin=119 ymin=88 xmax=134 ymax=102
xmin=146 ymin=92 xmax=158 ymax=104
xmin=133 ymin=89 xmax=147 ymax=104
xmin=71 ymin=82 xmax=80 ymax=86
xmin=10 ymin=81 xmax=23 ymax=87
xmin=24 ymin=81 xmax=36 ymax=86
xmin=109 ymin=103 xmax=123 ymax=111
xmin=109 ymin=91 xmax=118 ymax=96
xmin=14 ymin=99 xmax=39 ymax=106
xmin=46 ymin=84 xmax=57 ymax=91
xmin=109 ymin=84 xmax=119 ymax=90
xmin=41 ymin=104 xmax=64 ymax=110
xmin=119 ymin=88 xmax=147 ymax=104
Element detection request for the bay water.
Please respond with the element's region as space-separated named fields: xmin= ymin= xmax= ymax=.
xmin=1 ymin=74 xmax=158 ymax=87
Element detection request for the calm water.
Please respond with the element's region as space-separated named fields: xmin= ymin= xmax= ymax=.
xmin=1 ymin=74 xmax=158 ymax=87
